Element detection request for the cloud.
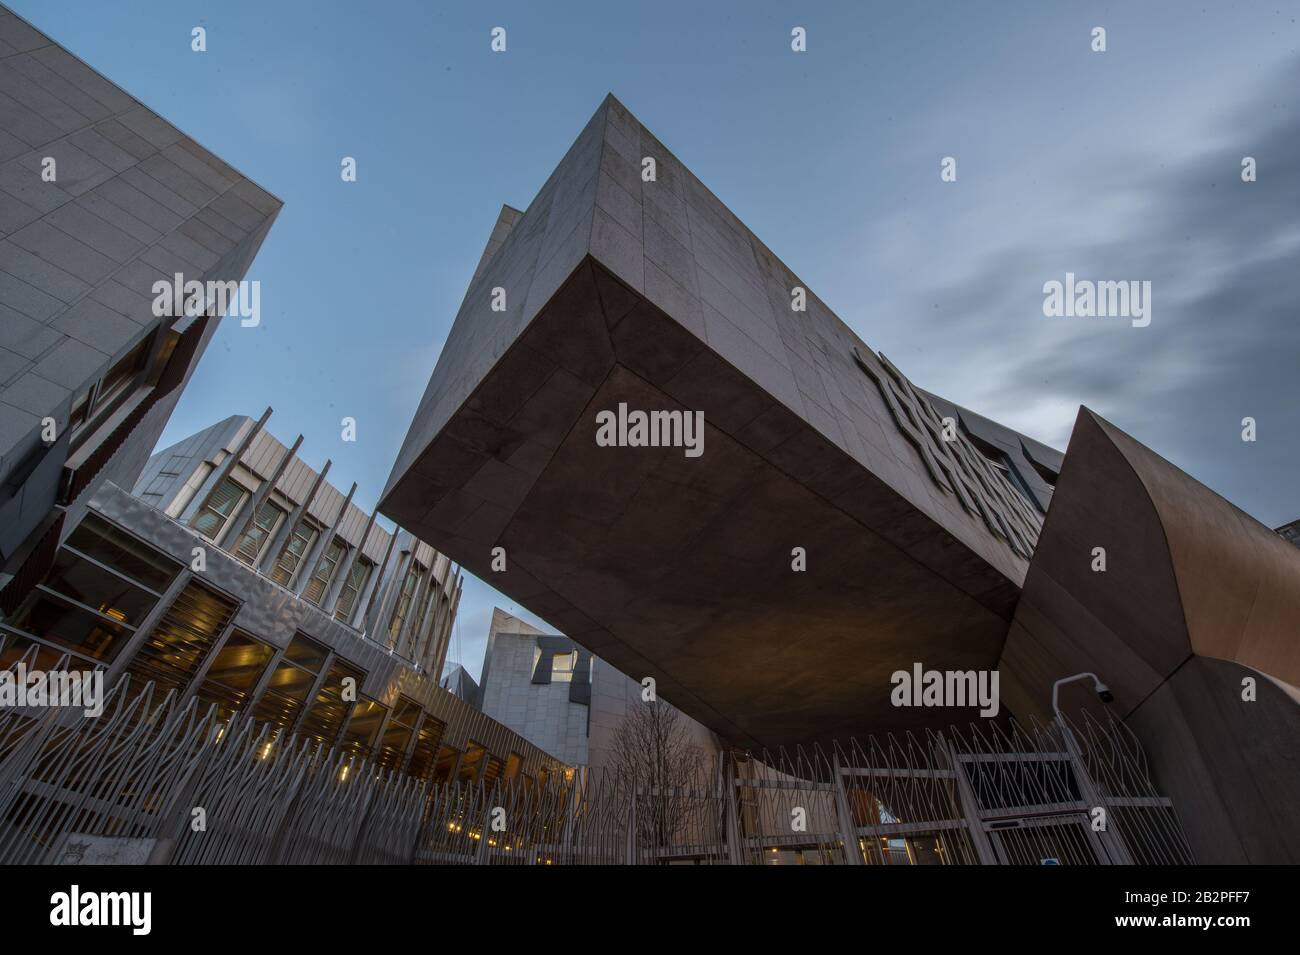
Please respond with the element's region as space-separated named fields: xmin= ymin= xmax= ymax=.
xmin=890 ymin=57 xmax=1300 ymax=525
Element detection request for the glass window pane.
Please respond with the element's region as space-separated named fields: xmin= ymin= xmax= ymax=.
xmin=193 ymin=630 xmax=275 ymax=720
xmin=232 ymin=501 xmax=283 ymax=564
xmin=9 ymin=592 xmax=132 ymax=662
xmin=64 ymin=514 xmax=179 ymax=593
xmin=459 ymin=742 xmax=486 ymax=782
xmin=270 ymin=522 xmax=318 ymax=586
xmin=299 ymin=658 xmax=365 ymax=747
xmin=334 ymin=558 xmax=372 ymax=623
xmin=44 ymin=550 xmax=157 ymax=626
xmin=340 ymin=698 xmax=388 ymax=757
xmin=250 ymin=662 xmax=317 ymax=730
xmin=281 ymin=632 xmax=328 ymax=673
xmin=123 ymin=581 xmax=237 ymax=695
xmin=192 ymin=479 xmax=245 ymax=541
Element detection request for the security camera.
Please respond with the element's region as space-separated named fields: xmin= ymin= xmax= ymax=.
xmin=1052 ymin=672 xmax=1113 ymax=715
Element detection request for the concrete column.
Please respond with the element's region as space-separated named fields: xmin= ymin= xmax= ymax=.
xmin=360 ymin=532 xmax=400 ymax=640
xmin=831 ymin=752 xmax=864 ymax=865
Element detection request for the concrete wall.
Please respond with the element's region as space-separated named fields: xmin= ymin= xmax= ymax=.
xmin=0 ymin=3 xmax=280 ymax=573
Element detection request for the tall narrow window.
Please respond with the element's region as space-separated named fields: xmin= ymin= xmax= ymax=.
xmin=231 ymin=499 xmax=285 ymax=565
xmin=333 ymin=557 xmax=373 ymax=624
xmin=270 ymin=521 xmax=319 ymax=588
xmin=387 ymin=560 xmax=425 ymax=646
xmin=303 ymin=537 xmax=346 ymax=605
xmin=191 ymin=478 xmax=247 ymax=541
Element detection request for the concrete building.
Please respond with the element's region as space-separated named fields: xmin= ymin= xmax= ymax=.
xmin=380 ymin=94 xmax=1300 ymax=863
xmin=470 ymin=606 xmax=724 ymax=771
xmin=0 ymin=3 xmax=280 ymax=623
xmin=439 ymin=662 xmax=480 ymax=706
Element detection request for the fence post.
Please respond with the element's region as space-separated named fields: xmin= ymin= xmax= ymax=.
xmin=831 ymin=752 xmax=863 ymax=865
xmin=723 ymin=756 xmax=743 ymax=865
xmin=941 ymin=733 xmax=999 ymax=865
xmin=1057 ymin=716 xmax=1135 ymax=865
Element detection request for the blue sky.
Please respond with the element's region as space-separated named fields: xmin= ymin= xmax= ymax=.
xmin=14 ymin=1 xmax=1299 ymax=677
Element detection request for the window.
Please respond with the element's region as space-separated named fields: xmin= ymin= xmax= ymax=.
xmin=191 ymin=478 xmax=247 ymax=542
xmin=303 ymin=537 xmax=346 ymax=605
xmin=504 ymin=753 xmax=523 ymax=781
xmin=458 ymin=742 xmax=487 ymax=782
xmin=376 ymin=697 xmax=421 ymax=771
xmin=387 ymin=559 xmax=426 ymax=646
xmin=333 ymin=557 xmax=373 ymax=624
xmin=65 ymin=514 xmax=180 ymax=593
xmin=432 ymin=745 xmax=459 ymax=784
xmin=340 ymin=697 xmax=388 ymax=759
xmin=552 ymin=650 xmax=576 ymax=682
xmin=122 ymin=580 xmax=238 ymax=695
xmin=230 ymin=499 xmax=284 ymax=565
xmin=67 ymin=333 xmax=154 ymax=439
xmin=3 ymin=514 xmax=180 ymax=664
xmin=250 ymin=632 xmax=329 ymax=731
xmin=407 ymin=716 xmax=447 ymax=781
xmin=298 ymin=657 xmax=365 ymax=747
xmin=270 ymin=521 xmax=319 ymax=588
xmin=193 ymin=630 xmax=275 ymax=720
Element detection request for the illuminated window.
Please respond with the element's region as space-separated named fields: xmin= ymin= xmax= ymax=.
xmin=250 ymin=633 xmax=329 ymax=731
xmin=551 ymin=650 xmax=576 ymax=682
xmin=3 ymin=514 xmax=179 ymax=664
xmin=193 ymin=630 xmax=275 ymax=720
xmin=376 ymin=697 xmax=421 ymax=771
xmin=299 ymin=657 xmax=366 ymax=748
xmin=123 ymin=580 xmax=238 ymax=695
xmin=340 ymin=697 xmax=388 ymax=759
xmin=504 ymin=752 xmax=523 ymax=781
xmin=408 ymin=716 xmax=447 ymax=781
xmin=458 ymin=742 xmax=487 ymax=782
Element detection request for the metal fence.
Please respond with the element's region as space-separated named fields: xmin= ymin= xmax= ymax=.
xmin=0 ymin=641 xmax=1193 ymax=865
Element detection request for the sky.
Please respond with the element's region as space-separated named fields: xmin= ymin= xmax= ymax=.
xmin=13 ymin=1 xmax=1298 ymax=679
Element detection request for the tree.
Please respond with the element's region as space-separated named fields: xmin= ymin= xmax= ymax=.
xmin=607 ymin=700 xmax=709 ymax=855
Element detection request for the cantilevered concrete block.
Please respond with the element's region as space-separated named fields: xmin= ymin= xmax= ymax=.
xmin=382 ymin=95 xmax=1044 ymax=748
